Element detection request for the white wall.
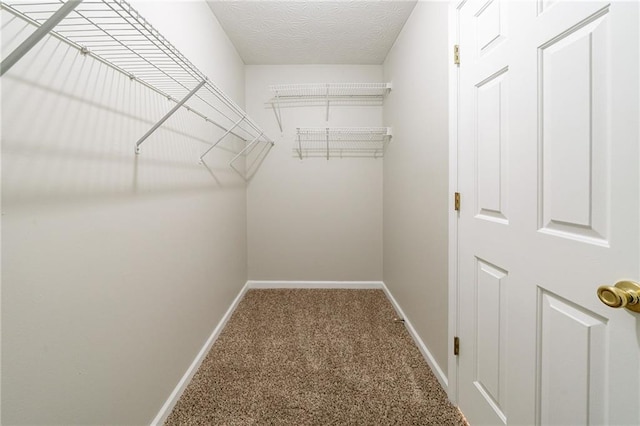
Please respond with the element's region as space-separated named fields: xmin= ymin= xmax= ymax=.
xmin=1 ymin=1 xmax=248 ymax=424
xmin=383 ymin=2 xmax=450 ymax=376
xmin=245 ymin=65 xmax=383 ymax=281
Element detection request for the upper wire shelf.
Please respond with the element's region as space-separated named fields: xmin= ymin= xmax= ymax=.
xmin=295 ymin=127 xmax=392 ymax=160
xmin=267 ymin=83 xmax=392 ymax=131
xmin=1 ymin=0 xmax=274 ymax=164
xmin=270 ymin=83 xmax=392 ymax=100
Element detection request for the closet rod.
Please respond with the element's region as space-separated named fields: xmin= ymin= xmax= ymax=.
xmin=0 ymin=0 xmax=82 ymax=76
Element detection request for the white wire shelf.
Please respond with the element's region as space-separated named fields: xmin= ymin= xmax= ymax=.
xmin=267 ymin=83 xmax=392 ymax=131
xmin=270 ymin=83 xmax=392 ymax=99
xmin=1 ymin=0 xmax=274 ymax=162
xmin=295 ymin=127 xmax=392 ymax=159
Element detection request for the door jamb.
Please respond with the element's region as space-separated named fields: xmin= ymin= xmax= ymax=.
xmin=447 ymin=0 xmax=464 ymax=405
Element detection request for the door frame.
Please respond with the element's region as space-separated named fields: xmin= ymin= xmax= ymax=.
xmin=447 ymin=0 xmax=464 ymax=406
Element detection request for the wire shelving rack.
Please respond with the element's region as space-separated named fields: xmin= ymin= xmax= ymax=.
xmin=268 ymin=83 xmax=392 ymax=131
xmin=0 ymin=0 xmax=274 ymax=163
xmin=295 ymin=127 xmax=392 ymax=160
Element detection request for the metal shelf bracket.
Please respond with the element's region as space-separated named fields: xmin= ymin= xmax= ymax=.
xmin=135 ymin=79 xmax=207 ymax=154
xmin=229 ymin=132 xmax=263 ymax=167
xmin=1 ymin=0 xmax=83 ymax=77
xmin=199 ymin=114 xmax=247 ymax=162
xmin=325 ymin=84 xmax=330 ymax=122
xmin=272 ymin=90 xmax=282 ymax=132
xmin=325 ymin=127 xmax=330 ymax=160
xmin=2 ymin=0 xmax=275 ymax=165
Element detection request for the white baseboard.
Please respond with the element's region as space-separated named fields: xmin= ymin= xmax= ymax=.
xmin=246 ymin=280 xmax=384 ymax=289
xmin=380 ymin=283 xmax=449 ymax=390
xmin=150 ymin=281 xmax=250 ymax=426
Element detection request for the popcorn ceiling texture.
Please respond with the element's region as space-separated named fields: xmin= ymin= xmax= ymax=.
xmin=206 ymin=1 xmax=418 ymax=64
xmin=164 ymin=289 xmax=466 ymax=425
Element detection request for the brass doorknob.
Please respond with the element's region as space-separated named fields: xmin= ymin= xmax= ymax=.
xmin=597 ymin=281 xmax=640 ymax=313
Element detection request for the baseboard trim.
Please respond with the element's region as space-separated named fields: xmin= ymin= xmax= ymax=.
xmin=246 ymin=280 xmax=385 ymax=289
xmin=380 ymin=283 xmax=449 ymax=390
xmin=150 ymin=281 xmax=250 ymax=426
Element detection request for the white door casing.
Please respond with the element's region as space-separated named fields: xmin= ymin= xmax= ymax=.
xmin=452 ymin=1 xmax=640 ymax=425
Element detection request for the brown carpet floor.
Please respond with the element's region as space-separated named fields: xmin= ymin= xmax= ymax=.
xmin=165 ymin=289 xmax=466 ymax=425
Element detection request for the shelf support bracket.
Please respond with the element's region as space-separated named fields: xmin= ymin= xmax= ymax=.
xmin=200 ymin=115 xmax=246 ymax=162
xmin=271 ymin=91 xmax=283 ymax=132
xmin=326 ymin=127 xmax=329 ymax=160
xmin=1 ymin=0 xmax=83 ymax=77
xmin=325 ymin=84 xmax=330 ymax=122
xmin=229 ymin=132 xmax=263 ymax=167
xmin=135 ymin=79 xmax=207 ymax=154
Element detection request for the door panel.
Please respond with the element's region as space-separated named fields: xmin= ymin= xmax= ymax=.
xmin=537 ymin=290 xmax=607 ymax=425
xmin=476 ymin=67 xmax=508 ymax=224
xmin=476 ymin=0 xmax=506 ymax=56
xmin=538 ymin=7 xmax=610 ymax=244
xmin=456 ymin=0 xmax=640 ymax=424
xmin=475 ymin=257 xmax=508 ymax=421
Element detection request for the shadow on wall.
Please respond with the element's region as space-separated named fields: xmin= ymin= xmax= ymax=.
xmin=1 ymin=5 xmax=254 ymax=425
xmin=1 ymin=33 xmax=257 ymax=209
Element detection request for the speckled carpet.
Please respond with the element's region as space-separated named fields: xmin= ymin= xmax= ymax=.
xmin=165 ymin=289 xmax=466 ymax=425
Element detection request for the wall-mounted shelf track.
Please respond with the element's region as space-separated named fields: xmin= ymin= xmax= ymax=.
xmin=1 ymin=0 xmax=274 ymax=164
xmin=268 ymin=83 xmax=392 ymax=131
xmin=295 ymin=127 xmax=392 ymax=160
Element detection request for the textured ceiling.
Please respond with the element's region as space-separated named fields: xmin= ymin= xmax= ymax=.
xmin=206 ymin=1 xmax=417 ymax=65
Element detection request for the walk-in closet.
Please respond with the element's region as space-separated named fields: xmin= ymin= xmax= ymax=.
xmin=2 ymin=0 xmax=639 ymax=425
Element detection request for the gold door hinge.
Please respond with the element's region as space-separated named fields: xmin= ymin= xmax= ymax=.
xmin=454 ymin=45 xmax=460 ymax=65
xmin=454 ymin=192 xmax=461 ymax=211
xmin=454 ymin=336 xmax=460 ymax=356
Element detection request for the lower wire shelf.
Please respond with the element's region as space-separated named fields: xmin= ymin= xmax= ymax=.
xmin=294 ymin=127 xmax=392 ymax=159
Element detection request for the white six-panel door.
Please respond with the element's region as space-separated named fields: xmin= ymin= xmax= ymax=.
xmin=455 ymin=0 xmax=639 ymax=424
